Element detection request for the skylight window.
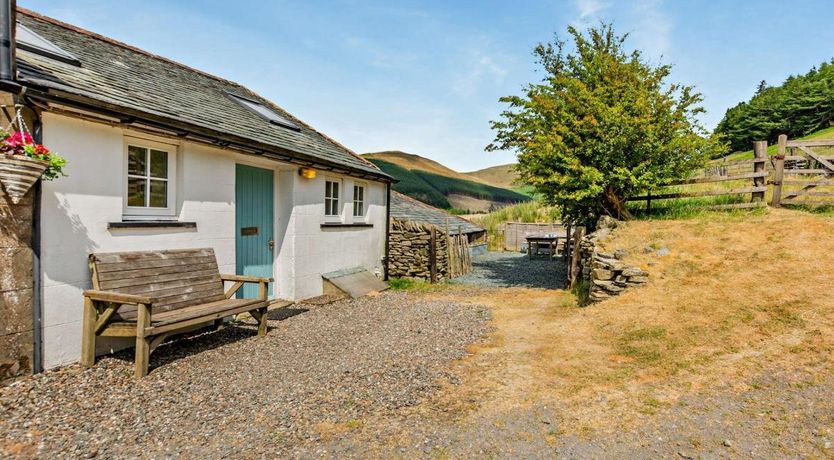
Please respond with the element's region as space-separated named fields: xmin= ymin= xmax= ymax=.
xmin=16 ymin=23 xmax=80 ymax=66
xmin=228 ymin=93 xmax=300 ymax=131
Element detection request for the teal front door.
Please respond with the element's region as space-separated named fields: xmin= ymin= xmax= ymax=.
xmin=235 ymin=164 xmax=274 ymax=298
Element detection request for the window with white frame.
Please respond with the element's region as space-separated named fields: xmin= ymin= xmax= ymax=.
xmin=353 ymin=183 xmax=365 ymax=218
xmin=325 ymin=179 xmax=340 ymax=217
xmin=124 ymin=140 xmax=176 ymax=217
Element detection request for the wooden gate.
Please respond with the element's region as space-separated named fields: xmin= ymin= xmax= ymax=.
xmin=771 ymin=134 xmax=834 ymax=207
xmin=503 ymin=222 xmax=567 ymax=252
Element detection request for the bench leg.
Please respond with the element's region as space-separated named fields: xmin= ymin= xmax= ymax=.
xmin=135 ymin=335 xmax=151 ymax=378
xmin=256 ymin=307 xmax=268 ymax=337
xmin=80 ymin=297 xmax=97 ymax=368
xmin=135 ymin=303 xmax=151 ymax=378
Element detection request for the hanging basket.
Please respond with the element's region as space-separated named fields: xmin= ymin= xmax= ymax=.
xmin=0 ymin=155 xmax=48 ymax=204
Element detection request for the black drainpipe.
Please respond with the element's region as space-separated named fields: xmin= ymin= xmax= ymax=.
xmin=0 ymin=0 xmax=19 ymax=93
xmin=31 ymin=109 xmax=42 ymax=374
xmin=384 ymin=182 xmax=391 ymax=280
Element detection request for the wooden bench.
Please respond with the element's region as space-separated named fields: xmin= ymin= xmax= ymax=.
xmin=80 ymin=248 xmax=273 ymax=378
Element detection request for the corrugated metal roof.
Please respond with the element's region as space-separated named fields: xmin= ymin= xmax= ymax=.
xmin=390 ymin=191 xmax=484 ymax=235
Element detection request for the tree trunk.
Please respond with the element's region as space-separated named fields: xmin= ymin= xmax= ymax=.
xmin=603 ymin=187 xmax=632 ymax=220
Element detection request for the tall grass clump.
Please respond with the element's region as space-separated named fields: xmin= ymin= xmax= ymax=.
xmin=471 ymin=200 xmax=559 ymax=250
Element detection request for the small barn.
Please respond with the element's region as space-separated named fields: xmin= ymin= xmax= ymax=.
xmin=387 ymin=191 xmax=485 ymax=281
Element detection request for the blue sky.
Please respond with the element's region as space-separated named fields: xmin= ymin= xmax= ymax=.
xmin=20 ymin=0 xmax=834 ymax=171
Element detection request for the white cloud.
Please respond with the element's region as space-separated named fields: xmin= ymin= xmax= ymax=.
xmin=575 ymin=0 xmax=611 ymax=19
xmin=452 ymin=53 xmax=509 ymax=98
xmin=628 ymin=0 xmax=672 ymax=61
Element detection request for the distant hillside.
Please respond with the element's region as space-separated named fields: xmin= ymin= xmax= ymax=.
xmin=364 ymin=153 xmax=529 ymax=212
xmin=720 ymin=126 xmax=834 ymax=162
xmin=715 ymin=58 xmax=834 ymax=153
xmin=363 ymin=151 xmax=482 ymax=183
xmin=465 ymin=163 xmax=519 ymax=189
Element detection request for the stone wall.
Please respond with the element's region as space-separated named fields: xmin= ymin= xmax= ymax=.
xmin=0 ymin=186 xmax=34 ymax=382
xmin=578 ymin=216 xmax=648 ymax=303
xmin=387 ymin=219 xmax=449 ymax=280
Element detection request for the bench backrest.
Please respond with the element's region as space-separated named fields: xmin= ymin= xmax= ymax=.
xmin=88 ymin=248 xmax=226 ymax=315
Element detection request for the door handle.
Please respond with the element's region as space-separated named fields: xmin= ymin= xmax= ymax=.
xmin=268 ymin=237 xmax=274 ymax=252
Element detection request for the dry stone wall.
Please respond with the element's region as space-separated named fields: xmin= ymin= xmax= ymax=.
xmin=578 ymin=216 xmax=648 ymax=303
xmin=387 ymin=219 xmax=449 ymax=280
xmin=0 ymin=187 xmax=34 ymax=382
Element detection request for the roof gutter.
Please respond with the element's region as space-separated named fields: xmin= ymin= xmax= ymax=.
xmin=21 ymin=84 xmax=394 ymax=183
xmin=0 ymin=0 xmax=19 ymax=92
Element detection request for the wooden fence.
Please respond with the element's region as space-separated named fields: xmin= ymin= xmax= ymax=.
xmin=503 ymin=222 xmax=568 ymax=252
xmin=770 ymin=135 xmax=834 ymax=208
xmin=446 ymin=231 xmax=472 ymax=279
xmin=626 ymin=142 xmax=769 ymax=211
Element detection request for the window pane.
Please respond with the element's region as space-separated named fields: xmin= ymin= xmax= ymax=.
xmin=358 ymin=186 xmax=364 ymax=201
xmin=332 ymin=182 xmax=339 ymax=199
xmin=149 ymin=180 xmax=168 ymax=208
xmin=325 ymin=181 xmax=331 ymax=197
xmin=127 ymin=178 xmax=146 ymax=207
xmin=353 ymin=201 xmax=361 ymax=216
xmin=128 ymin=146 xmax=147 ymax=176
xmin=150 ymin=149 xmax=168 ymax=178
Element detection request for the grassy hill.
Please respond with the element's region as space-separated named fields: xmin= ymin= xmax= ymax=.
xmin=363 ymin=151 xmax=483 ymax=183
xmin=465 ymin=163 xmax=519 ymax=189
xmin=365 ymin=154 xmax=530 ymax=212
xmin=719 ymin=126 xmax=834 ymax=162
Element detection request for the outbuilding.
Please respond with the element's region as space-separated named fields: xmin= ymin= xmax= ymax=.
xmin=7 ymin=8 xmax=392 ymax=370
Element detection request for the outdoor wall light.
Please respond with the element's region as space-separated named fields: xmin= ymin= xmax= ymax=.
xmin=298 ymin=167 xmax=317 ymax=179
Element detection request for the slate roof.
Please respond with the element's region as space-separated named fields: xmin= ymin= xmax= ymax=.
xmin=14 ymin=8 xmax=388 ymax=180
xmin=390 ymin=191 xmax=484 ymax=235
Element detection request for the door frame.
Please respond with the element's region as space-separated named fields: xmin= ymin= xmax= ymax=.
xmin=235 ymin=163 xmax=276 ymax=299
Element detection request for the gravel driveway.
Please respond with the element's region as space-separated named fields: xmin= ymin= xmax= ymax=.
xmin=0 ymin=292 xmax=489 ymax=459
xmin=452 ymin=251 xmax=567 ymax=289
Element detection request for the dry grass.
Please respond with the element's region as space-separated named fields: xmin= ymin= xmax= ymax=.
xmin=414 ymin=208 xmax=834 ymax=433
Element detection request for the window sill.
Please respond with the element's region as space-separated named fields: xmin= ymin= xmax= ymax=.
xmin=320 ymin=223 xmax=374 ymax=229
xmin=108 ymin=221 xmax=197 ymax=229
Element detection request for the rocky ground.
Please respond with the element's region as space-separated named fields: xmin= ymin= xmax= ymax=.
xmin=452 ymin=251 xmax=567 ymax=289
xmin=0 ymin=293 xmax=490 ymax=458
xmin=4 ymin=217 xmax=834 ymax=459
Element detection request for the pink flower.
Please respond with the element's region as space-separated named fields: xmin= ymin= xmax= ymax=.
xmin=5 ymin=131 xmax=33 ymax=148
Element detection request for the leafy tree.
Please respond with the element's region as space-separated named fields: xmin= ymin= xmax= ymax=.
xmin=716 ymin=59 xmax=834 ymax=152
xmin=488 ymin=24 xmax=723 ymax=222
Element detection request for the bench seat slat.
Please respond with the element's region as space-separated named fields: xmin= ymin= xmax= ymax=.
xmin=93 ymin=256 xmax=219 ymax=273
xmin=92 ymin=248 xmax=216 ymax=264
xmin=98 ymin=263 xmax=219 ymax=283
xmin=109 ymin=276 xmax=223 ymax=297
xmin=112 ymin=298 xmax=265 ymax=325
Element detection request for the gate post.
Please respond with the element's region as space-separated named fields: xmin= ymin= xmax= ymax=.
xmin=771 ymin=135 xmax=787 ymax=207
xmin=752 ymin=141 xmax=768 ymax=203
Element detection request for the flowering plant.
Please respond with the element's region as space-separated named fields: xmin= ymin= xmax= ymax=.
xmin=0 ymin=130 xmax=67 ymax=180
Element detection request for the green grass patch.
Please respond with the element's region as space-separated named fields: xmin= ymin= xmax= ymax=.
xmin=718 ymin=126 xmax=834 ymax=162
xmin=387 ymin=277 xmax=437 ymax=291
xmin=470 ymin=200 xmax=560 ymax=250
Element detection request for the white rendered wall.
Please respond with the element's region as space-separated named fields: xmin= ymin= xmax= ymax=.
xmin=39 ymin=113 xmax=386 ymax=368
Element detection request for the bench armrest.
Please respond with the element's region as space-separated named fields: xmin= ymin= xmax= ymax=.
xmin=83 ymin=290 xmax=155 ymax=305
xmin=220 ymin=274 xmax=273 ymax=283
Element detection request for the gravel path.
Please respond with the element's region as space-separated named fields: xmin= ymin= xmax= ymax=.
xmin=0 ymin=292 xmax=490 ymax=459
xmin=452 ymin=251 xmax=567 ymax=289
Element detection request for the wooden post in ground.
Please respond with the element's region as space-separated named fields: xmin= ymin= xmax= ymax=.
xmin=771 ymin=134 xmax=787 ymax=207
xmin=429 ymin=226 xmax=437 ymax=283
xmin=752 ymin=141 xmax=768 ymax=203
xmin=568 ymin=227 xmax=585 ymax=288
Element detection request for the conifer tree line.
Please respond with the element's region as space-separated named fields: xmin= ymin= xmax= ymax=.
xmin=715 ymin=59 xmax=834 ymax=153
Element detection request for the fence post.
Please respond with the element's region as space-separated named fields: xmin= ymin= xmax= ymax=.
xmin=429 ymin=226 xmax=437 ymax=283
xmin=568 ymin=227 xmax=585 ymax=289
xmin=771 ymin=135 xmax=786 ymax=207
xmin=752 ymin=141 xmax=767 ymax=202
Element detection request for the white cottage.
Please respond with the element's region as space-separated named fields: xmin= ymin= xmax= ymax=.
xmin=10 ymin=9 xmax=392 ymax=369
